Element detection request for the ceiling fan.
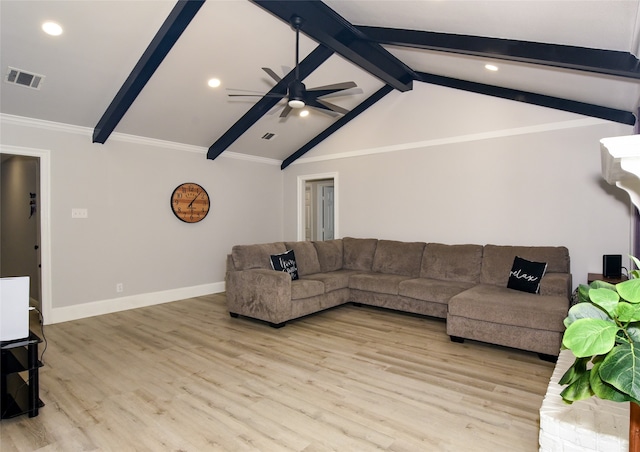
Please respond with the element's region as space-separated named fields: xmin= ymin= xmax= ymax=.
xmin=228 ymin=15 xmax=358 ymax=118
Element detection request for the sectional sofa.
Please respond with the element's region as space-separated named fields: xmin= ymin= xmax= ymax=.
xmin=225 ymin=238 xmax=571 ymax=358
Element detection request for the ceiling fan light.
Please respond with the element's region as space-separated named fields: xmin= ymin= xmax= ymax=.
xmin=288 ymin=99 xmax=305 ymax=109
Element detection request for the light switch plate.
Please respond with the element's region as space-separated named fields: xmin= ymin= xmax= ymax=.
xmin=71 ymin=208 xmax=88 ymax=218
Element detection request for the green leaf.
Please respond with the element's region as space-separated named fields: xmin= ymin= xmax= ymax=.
xmin=560 ymin=370 xmax=594 ymax=403
xmin=589 ymin=288 xmax=619 ymax=317
xmin=559 ymin=357 xmax=590 ymax=386
xmin=562 ymin=318 xmax=619 ymax=357
xmin=628 ymin=325 xmax=640 ymax=343
xmin=577 ymin=284 xmax=591 ymax=303
xmin=599 ymin=343 xmax=640 ymax=401
xmin=630 ymin=256 xmax=640 ymax=278
xmin=564 ymin=302 xmax=611 ymax=328
xmin=590 ymin=280 xmax=617 ymax=291
xmin=617 ymin=279 xmax=640 ymax=303
xmin=617 ymin=302 xmax=640 ymax=323
xmin=590 ymin=361 xmax=633 ymax=402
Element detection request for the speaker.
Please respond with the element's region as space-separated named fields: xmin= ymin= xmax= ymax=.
xmin=603 ymin=254 xmax=622 ymax=278
xmin=0 ymin=276 xmax=30 ymax=341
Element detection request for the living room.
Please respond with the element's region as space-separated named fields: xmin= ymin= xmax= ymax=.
xmin=1 ymin=0 xmax=639 ymax=450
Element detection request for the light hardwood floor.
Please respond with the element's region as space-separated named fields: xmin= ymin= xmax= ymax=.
xmin=1 ymin=294 xmax=554 ymax=451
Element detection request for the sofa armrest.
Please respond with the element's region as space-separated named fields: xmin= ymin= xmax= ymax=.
xmin=225 ymin=269 xmax=292 ymax=324
xmin=539 ymin=272 xmax=572 ymax=298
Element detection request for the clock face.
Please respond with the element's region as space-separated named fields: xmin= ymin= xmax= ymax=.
xmin=170 ymin=183 xmax=210 ymax=223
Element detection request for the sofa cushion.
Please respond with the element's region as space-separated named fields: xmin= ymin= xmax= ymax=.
xmin=349 ymin=273 xmax=411 ymax=295
xmin=313 ymin=239 xmax=343 ymax=272
xmin=303 ymin=269 xmax=360 ymax=293
xmin=343 ymin=237 xmax=378 ymax=271
xmin=290 ymin=279 xmax=325 ymax=300
xmin=421 ymin=243 xmax=483 ymax=283
xmin=507 ymin=256 xmax=547 ymax=294
xmin=270 ymin=249 xmax=299 ymax=280
xmin=448 ymin=284 xmax=568 ymax=332
xmin=371 ymin=240 xmax=425 ymax=277
xmin=285 ymin=241 xmax=321 ymax=276
xmin=399 ymin=278 xmax=475 ymax=304
xmin=232 ymin=242 xmax=286 ymax=270
xmin=480 ymin=245 xmax=569 ymax=286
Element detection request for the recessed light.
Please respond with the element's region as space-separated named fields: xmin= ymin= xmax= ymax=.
xmin=484 ymin=64 xmax=499 ymax=72
xmin=299 ymin=110 xmax=309 ymax=117
xmin=207 ymin=78 xmax=221 ymax=88
xmin=42 ymin=21 xmax=63 ymax=36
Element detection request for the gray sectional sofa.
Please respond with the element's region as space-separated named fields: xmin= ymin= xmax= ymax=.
xmin=225 ymin=238 xmax=571 ymax=358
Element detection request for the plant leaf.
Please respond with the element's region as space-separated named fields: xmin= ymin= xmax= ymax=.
xmin=630 ymin=256 xmax=640 ymax=279
xmin=559 ymin=357 xmax=590 ymax=385
xmin=564 ymin=302 xmax=611 ymax=328
xmin=590 ymin=280 xmax=617 ymax=291
xmin=628 ymin=325 xmax=640 ymax=343
xmin=588 ymin=288 xmax=620 ymax=317
xmin=560 ymin=370 xmax=593 ymax=403
xmin=590 ymin=360 xmax=633 ymax=402
xmin=599 ymin=343 xmax=640 ymax=401
xmin=617 ymin=302 xmax=640 ymax=323
xmin=562 ymin=318 xmax=619 ymax=357
xmin=616 ymin=279 xmax=640 ymax=303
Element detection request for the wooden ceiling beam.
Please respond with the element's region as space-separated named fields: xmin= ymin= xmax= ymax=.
xmin=281 ymin=85 xmax=394 ymax=169
xmin=93 ymin=0 xmax=205 ymax=144
xmin=416 ymin=71 xmax=636 ymax=125
xmin=251 ymin=1 xmax=416 ymax=92
xmin=359 ymin=26 xmax=640 ymax=80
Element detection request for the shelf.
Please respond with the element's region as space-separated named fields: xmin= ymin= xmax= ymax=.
xmin=1 ymin=347 xmax=43 ymax=374
xmin=0 ymin=330 xmax=43 ymax=419
xmin=0 ymin=373 xmax=43 ymax=419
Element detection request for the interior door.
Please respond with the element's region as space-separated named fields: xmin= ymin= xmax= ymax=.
xmin=322 ymin=185 xmax=334 ymax=240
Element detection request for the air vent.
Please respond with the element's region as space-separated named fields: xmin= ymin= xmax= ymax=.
xmin=5 ymin=67 xmax=45 ymax=90
xmin=261 ymin=132 xmax=277 ymax=141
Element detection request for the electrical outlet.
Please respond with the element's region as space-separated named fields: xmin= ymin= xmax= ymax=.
xmin=71 ymin=208 xmax=88 ymax=219
xmin=116 ymin=283 xmax=123 ymax=293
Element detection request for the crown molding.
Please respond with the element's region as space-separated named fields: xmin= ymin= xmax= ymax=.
xmin=0 ymin=114 xmax=280 ymax=165
xmin=292 ymin=117 xmax=613 ymax=166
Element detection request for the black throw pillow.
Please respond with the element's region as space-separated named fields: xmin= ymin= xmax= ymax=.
xmin=507 ymin=256 xmax=547 ymax=294
xmin=270 ymin=249 xmax=299 ymax=280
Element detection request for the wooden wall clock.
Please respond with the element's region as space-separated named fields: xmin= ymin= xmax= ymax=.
xmin=170 ymin=183 xmax=210 ymax=223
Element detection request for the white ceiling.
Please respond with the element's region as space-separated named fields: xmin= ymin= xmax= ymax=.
xmin=1 ymin=0 xmax=639 ymax=163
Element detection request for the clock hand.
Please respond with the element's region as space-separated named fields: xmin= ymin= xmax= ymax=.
xmin=187 ymin=191 xmax=202 ymax=208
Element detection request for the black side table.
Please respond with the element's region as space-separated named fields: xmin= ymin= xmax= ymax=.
xmin=1 ymin=331 xmax=44 ymax=419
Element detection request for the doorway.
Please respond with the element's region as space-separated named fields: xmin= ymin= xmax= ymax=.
xmin=298 ymin=173 xmax=338 ymax=241
xmin=0 ymin=146 xmax=51 ymax=322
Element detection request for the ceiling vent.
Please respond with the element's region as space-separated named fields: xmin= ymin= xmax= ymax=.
xmin=261 ymin=132 xmax=277 ymax=141
xmin=5 ymin=67 xmax=45 ymax=90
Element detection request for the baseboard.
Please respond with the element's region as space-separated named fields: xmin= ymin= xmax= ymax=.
xmin=48 ymin=282 xmax=224 ymax=324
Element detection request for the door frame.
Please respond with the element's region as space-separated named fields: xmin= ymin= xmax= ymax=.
xmin=0 ymin=145 xmax=52 ymax=323
xmin=297 ymin=172 xmax=339 ymax=241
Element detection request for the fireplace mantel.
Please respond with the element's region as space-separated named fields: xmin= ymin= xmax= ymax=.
xmin=601 ymin=134 xmax=640 ymax=210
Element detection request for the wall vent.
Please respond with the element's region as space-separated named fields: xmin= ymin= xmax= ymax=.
xmin=261 ymin=132 xmax=277 ymax=141
xmin=5 ymin=67 xmax=45 ymax=90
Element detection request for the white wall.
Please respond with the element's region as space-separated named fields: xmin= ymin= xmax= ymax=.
xmin=283 ymin=85 xmax=635 ymax=288
xmin=0 ymin=116 xmax=283 ymax=323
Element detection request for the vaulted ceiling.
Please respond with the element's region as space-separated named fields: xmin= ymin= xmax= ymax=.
xmin=1 ymin=0 xmax=639 ymax=169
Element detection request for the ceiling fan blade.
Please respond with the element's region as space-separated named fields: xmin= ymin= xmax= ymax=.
xmin=262 ymin=67 xmax=282 ymax=83
xmin=317 ymin=87 xmax=364 ymax=99
xmin=279 ymin=105 xmax=293 ymax=118
xmin=307 ymin=82 xmax=358 ymax=98
xmin=310 ymin=98 xmax=350 ymax=115
xmin=228 ymin=93 xmax=287 ymax=98
xmin=308 ymin=81 xmax=357 ymax=92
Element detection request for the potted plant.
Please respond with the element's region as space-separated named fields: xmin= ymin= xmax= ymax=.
xmin=560 ymin=256 xmax=640 ymax=450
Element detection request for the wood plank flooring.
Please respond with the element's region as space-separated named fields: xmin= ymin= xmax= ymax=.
xmin=1 ymin=294 xmax=554 ymax=451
